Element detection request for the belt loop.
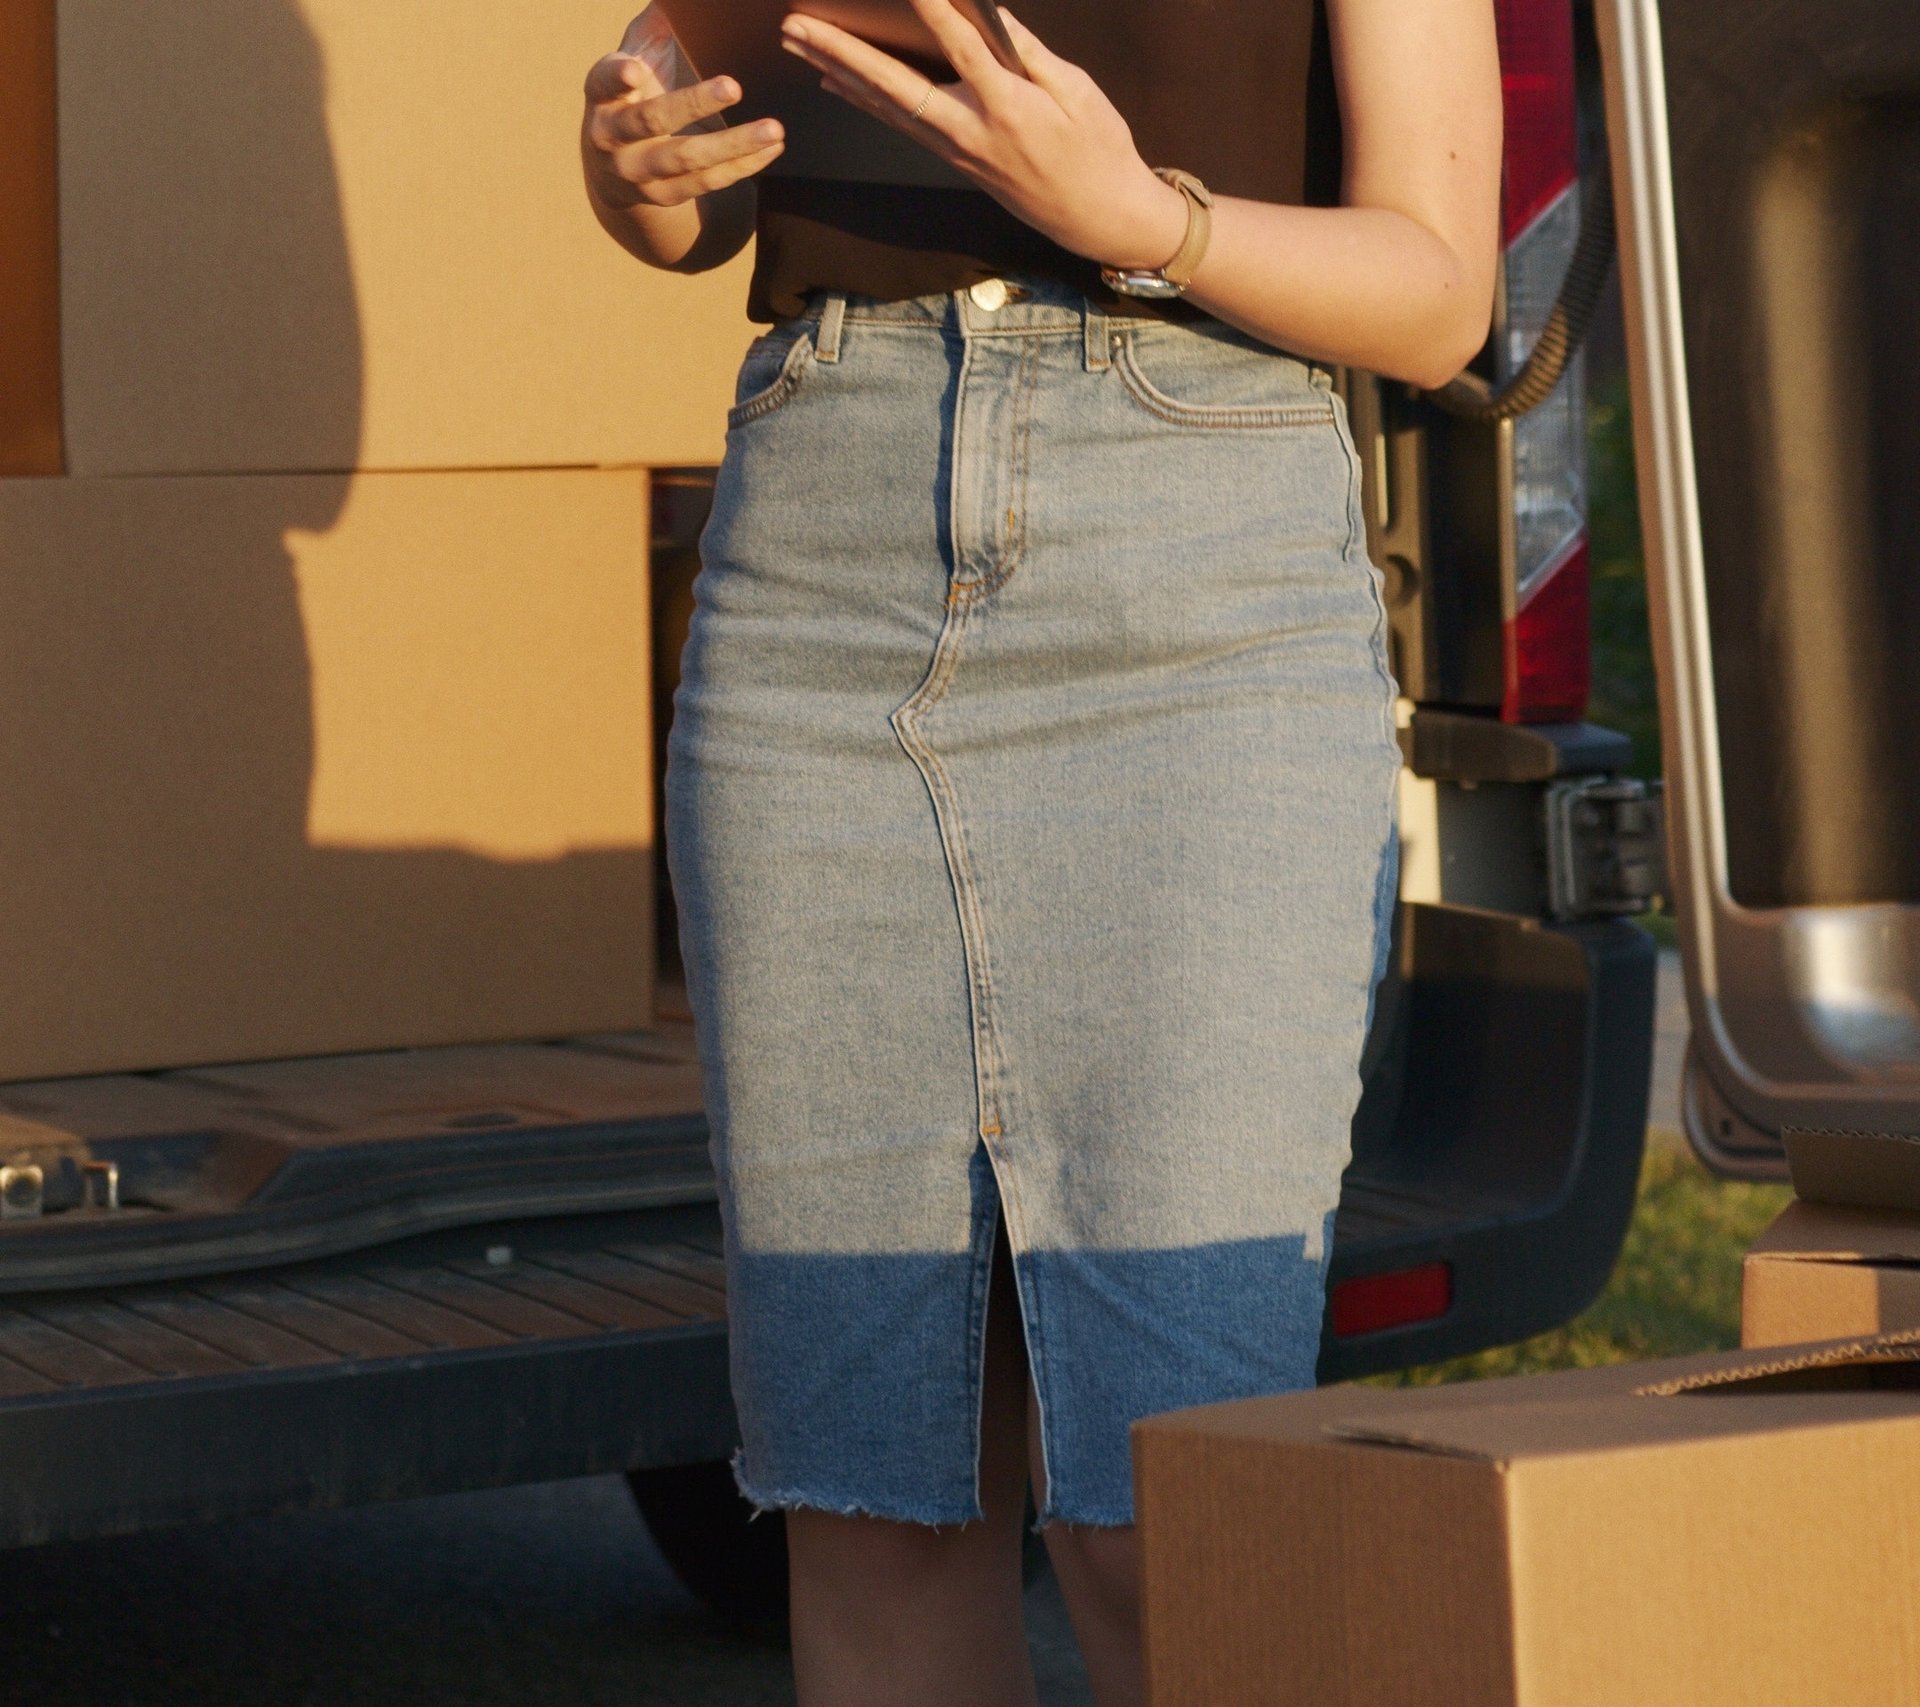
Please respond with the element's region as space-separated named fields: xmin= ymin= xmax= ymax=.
xmin=814 ymin=292 xmax=848 ymax=364
xmin=1083 ymin=298 xmax=1110 ymax=372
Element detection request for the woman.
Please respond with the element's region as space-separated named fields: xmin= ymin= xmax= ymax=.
xmin=580 ymin=4 xmax=1500 ymax=1701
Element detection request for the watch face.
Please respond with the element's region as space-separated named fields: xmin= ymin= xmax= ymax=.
xmin=1100 ymin=268 xmax=1185 ymax=300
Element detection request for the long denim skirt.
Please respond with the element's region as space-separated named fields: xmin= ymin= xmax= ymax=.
xmin=665 ymin=272 xmax=1401 ymax=1528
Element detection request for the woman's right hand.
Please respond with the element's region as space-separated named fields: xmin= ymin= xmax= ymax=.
xmin=582 ymin=9 xmax=786 ymax=213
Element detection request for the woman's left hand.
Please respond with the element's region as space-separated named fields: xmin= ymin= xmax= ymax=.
xmin=778 ymin=0 xmax=1189 ymax=272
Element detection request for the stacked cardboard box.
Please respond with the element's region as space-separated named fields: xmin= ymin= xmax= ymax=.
xmin=1743 ymin=1130 xmax=1920 ymax=1347
xmin=0 ymin=2 xmax=760 ymax=1077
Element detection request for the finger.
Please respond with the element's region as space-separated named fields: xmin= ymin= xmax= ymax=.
xmin=903 ymin=0 xmax=1004 ymax=88
xmin=596 ymin=75 xmax=744 ymax=147
xmin=584 ymin=52 xmax=653 ymax=107
xmin=639 ymin=72 xmax=743 ymax=133
xmin=637 ymin=138 xmax=788 ymax=206
xmin=994 ymin=7 xmax=1084 ymax=104
xmin=636 ymin=118 xmax=786 ymax=180
xmin=780 ymin=19 xmax=988 ymax=151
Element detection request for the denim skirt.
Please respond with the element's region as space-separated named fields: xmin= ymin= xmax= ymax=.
xmin=664 ymin=272 xmax=1401 ymax=1528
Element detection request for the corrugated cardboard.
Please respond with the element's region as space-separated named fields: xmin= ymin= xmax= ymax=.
xmin=0 ymin=0 xmax=62 ymax=476
xmin=54 ymin=0 xmax=756 ymax=477
xmin=1136 ymin=1337 xmax=1920 ymax=1706
xmin=1786 ymin=1125 xmax=1920 ymax=1214
xmin=0 ymin=467 xmax=654 ymax=1080
xmin=1744 ymin=1198 xmax=1920 ymax=1347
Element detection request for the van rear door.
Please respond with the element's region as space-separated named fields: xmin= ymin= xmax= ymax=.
xmin=1598 ymin=0 xmax=1920 ymax=1176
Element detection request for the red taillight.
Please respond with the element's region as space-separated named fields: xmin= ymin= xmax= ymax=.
xmin=1503 ymin=535 xmax=1591 ymax=723
xmin=1330 ymin=1262 xmax=1454 ymax=1338
xmin=1494 ymin=0 xmax=1588 ymax=726
xmin=1495 ymin=0 xmax=1578 ymax=241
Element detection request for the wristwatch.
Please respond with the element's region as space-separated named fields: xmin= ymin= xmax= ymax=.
xmin=1100 ymin=168 xmax=1215 ymax=300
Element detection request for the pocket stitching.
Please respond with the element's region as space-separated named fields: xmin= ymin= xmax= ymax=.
xmin=1114 ymin=335 xmax=1335 ymax=430
xmin=726 ymin=334 xmax=817 ymax=429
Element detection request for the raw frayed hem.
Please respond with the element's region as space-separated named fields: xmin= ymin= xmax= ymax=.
xmin=730 ymin=1449 xmax=986 ymax=1529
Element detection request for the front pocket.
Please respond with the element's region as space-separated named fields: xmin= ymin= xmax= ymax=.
xmin=1115 ymin=328 xmax=1336 ymax=430
xmin=726 ymin=331 xmax=817 ymax=430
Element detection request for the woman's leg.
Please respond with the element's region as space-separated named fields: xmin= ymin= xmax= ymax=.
xmin=786 ymin=1226 xmax=1040 ymax=1707
xmin=1030 ymin=1405 xmax=1144 ymax=1707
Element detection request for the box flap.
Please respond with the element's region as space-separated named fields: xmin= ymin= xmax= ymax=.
xmin=1787 ymin=1127 xmax=1920 ymax=1214
xmin=1630 ymin=1327 xmax=1920 ymax=1393
xmin=1320 ymin=1332 xmax=1920 ymax=1463
xmin=1748 ymin=1197 xmax=1920 ymax=1265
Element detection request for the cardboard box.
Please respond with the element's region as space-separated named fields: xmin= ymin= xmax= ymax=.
xmin=0 ymin=467 xmax=654 ymax=1080
xmin=52 ymin=0 xmax=756 ymax=477
xmin=1745 ymin=1198 xmax=1920 ymax=1347
xmin=1136 ymin=1337 xmax=1920 ymax=1706
xmin=1786 ymin=1125 xmax=1920 ymax=1215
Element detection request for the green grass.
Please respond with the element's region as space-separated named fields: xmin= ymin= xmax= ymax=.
xmin=1368 ymin=1144 xmax=1791 ymax=1387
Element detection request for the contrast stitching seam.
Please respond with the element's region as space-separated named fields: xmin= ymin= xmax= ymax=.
xmin=956 ymin=335 xmax=1037 ymax=604
xmin=1113 ymin=337 xmax=1335 ymax=430
xmin=724 ymin=340 xmax=815 ymax=429
xmin=890 ymin=615 xmax=1026 ymax=1237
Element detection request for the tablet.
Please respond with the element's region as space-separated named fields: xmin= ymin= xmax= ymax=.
xmin=652 ymin=0 xmax=1025 ymax=187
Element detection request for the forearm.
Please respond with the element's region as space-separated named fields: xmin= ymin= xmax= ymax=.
xmin=582 ymin=141 xmax=757 ymax=273
xmin=1177 ymin=197 xmax=1492 ymax=391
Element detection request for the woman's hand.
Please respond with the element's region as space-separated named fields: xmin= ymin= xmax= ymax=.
xmin=581 ymin=6 xmax=784 ymax=270
xmin=778 ymin=1 xmax=1189 ymax=273
xmin=779 ymin=0 xmax=1502 ymax=389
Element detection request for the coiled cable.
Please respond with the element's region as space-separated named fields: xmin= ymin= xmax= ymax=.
xmin=1424 ymin=154 xmax=1618 ymax=423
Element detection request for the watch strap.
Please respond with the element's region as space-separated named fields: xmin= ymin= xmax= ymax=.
xmin=1153 ymin=167 xmax=1214 ymax=290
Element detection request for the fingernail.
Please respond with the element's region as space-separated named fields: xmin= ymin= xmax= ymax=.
xmin=782 ymin=17 xmax=810 ymax=41
xmin=713 ymin=76 xmax=737 ymax=98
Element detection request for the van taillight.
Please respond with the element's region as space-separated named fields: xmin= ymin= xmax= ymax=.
xmin=1504 ymin=536 xmax=1591 ymax=723
xmin=1495 ymin=0 xmax=1589 ymax=723
xmin=1330 ymin=1262 xmax=1454 ymax=1338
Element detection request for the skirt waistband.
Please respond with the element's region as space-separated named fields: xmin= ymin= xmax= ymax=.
xmin=796 ymin=269 xmax=1210 ymax=336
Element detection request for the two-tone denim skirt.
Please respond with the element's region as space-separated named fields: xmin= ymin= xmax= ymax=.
xmin=664 ymin=272 xmax=1401 ymax=1528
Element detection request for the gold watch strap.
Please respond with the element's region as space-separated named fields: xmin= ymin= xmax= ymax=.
xmin=1153 ymin=167 xmax=1215 ymax=290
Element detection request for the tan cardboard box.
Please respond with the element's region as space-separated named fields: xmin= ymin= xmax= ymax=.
xmin=1786 ymin=1126 xmax=1920 ymax=1216
xmin=0 ymin=467 xmax=654 ymax=1080
xmin=1136 ymin=1337 xmax=1920 ymax=1707
xmin=52 ymin=0 xmax=756 ymax=478
xmin=1744 ymin=1198 xmax=1920 ymax=1347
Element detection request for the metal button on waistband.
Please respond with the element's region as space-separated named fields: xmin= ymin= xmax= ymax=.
xmin=969 ymin=277 xmax=1010 ymax=312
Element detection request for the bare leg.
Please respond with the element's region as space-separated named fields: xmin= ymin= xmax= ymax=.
xmin=1029 ymin=1401 xmax=1144 ymax=1707
xmin=786 ymin=1225 xmax=1039 ymax=1707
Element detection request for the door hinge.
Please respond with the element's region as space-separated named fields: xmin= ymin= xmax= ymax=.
xmin=1544 ymin=776 xmax=1667 ymax=919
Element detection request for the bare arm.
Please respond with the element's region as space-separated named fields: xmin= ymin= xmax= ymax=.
xmin=1179 ymin=0 xmax=1503 ymax=388
xmin=777 ymin=0 xmax=1503 ymax=388
xmin=581 ymin=6 xmax=789 ymax=273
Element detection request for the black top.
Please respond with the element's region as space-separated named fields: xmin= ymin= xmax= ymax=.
xmin=745 ymin=0 xmax=1341 ymax=323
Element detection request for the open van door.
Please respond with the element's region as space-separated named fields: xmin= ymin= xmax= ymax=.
xmin=1598 ymin=0 xmax=1920 ymax=1177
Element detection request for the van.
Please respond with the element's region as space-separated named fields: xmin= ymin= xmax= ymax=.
xmin=0 ymin=0 xmax=1662 ymax=1619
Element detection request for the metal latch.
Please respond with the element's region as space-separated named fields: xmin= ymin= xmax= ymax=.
xmin=1 ymin=1163 xmax=45 ymax=1220
xmin=1544 ymin=776 xmax=1667 ymax=919
xmin=0 ymin=1156 xmax=121 ymax=1220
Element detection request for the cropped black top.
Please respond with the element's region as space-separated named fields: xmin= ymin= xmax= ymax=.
xmin=745 ymin=0 xmax=1341 ymax=322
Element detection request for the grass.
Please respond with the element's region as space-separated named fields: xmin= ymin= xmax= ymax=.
xmin=1369 ymin=1144 xmax=1792 ymax=1387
